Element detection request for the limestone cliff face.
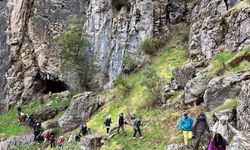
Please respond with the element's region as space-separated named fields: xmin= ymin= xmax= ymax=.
xmin=189 ymin=0 xmax=250 ymax=60
xmin=0 ymin=0 xmax=172 ymax=113
xmin=0 ymin=0 xmax=249 ymax=114
xmin=0 ymin=0 xmax=88 ymax=114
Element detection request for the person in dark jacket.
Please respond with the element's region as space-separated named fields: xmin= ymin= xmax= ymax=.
xmin=133 ymin=117 xmax=143 ymax=139
xmin=49 ymin=130 xmax=56 ymax=148
xmin=117 ymin=113 xmax=125 ymax=134
xmin=104 ymin=115 xmax=112 ymax=134
xmin=80 ymin=123 xmax=89 ymax=136
xmin=192 ymin=112 xmax=210 ymax=150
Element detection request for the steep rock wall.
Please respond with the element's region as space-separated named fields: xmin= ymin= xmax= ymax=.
xmin=189 ymin=0 xmax=250 ymax=61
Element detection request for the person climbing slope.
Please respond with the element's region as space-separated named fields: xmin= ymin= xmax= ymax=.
xmin=80 ymin=123 xmax=89 ymax=136
xmin=117 ymin=113 xmax=125 ymax=134
xmin=192 ymin=112 xmax=210 ymax=150
xmin=57 ymin=136 xmax=65 ymax=147
xmin=179 ymin=112 xmax=193 ymax=148
xmin=208 ymin=133 xmax=227 ymax=150
xmin=49 ymin=129 xmax=56 ymax=148
xmin=212 ymin=115 xmax=239 ymax=142
xmin=133 ymin=117 xmax=143 ymax=139
xmin=104 ymin=115 xmax=112 ymax=134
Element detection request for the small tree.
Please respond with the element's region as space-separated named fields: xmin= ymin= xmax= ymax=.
xmin=141 ymin=38 xmax=166 ymax=55
xmin=57 ymin=16 xmax=95 ymax=90
xmin=115 ymin=75 xmax=130 ymax=95
xmin=123 ymin=54 xmax=138 ymax=73
xmin=140 ymin=66 xmax=161 ymax=108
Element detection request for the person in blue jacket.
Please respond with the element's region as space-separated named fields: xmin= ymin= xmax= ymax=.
xmin=179 ymin=112 xmax=193 ymax=147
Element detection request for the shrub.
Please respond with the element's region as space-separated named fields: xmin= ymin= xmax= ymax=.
xmin=141 ymin=38 xmax=166 ymax=55
xmin=140 ymin=66 xmax=161 ymax=108
xmin=115 ymin=75 xmax=130 ymax=95
xmin=123 ymin=54 xmax=138 ymax=73
xmin=57 ymin=16 xmax=96 ymax=90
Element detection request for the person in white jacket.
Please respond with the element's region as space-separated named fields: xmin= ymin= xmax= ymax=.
xmin=212 ymin=115 xmax=239 ymax=141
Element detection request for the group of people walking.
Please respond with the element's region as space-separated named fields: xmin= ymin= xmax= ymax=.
xmin=17 ymin=106 xmax=65 ymax=148
xmin=179 ymin=112 xmax=239 ymax=150
xmin=103 ymin=113 xmax=144 ymax=139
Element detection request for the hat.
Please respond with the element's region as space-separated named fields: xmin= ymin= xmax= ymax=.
xmin=220 ymin=115 xmax=228 ymax=121
xmin=199 ymin=112 xmax=206 ymax=119
xmin=183 ymin=112 xmax=188 ymax=116
xmin=108 ymin=115 xmax=111 ymax=118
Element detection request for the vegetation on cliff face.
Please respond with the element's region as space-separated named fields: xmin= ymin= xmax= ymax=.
xmin=88 ymin=47 xmax=188 ymax=150
xmin=57 ymin=16 xmax=95 ymax=90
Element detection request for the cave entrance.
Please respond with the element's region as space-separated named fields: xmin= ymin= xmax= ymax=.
xmin=43 ymin=79 xmax=68 ymax=94
xmin=38 ymin=72 xmax=68 ymax=94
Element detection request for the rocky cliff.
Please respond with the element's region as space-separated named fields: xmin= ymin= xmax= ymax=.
xmin=0 ymin=0 xmax=249 ymax=115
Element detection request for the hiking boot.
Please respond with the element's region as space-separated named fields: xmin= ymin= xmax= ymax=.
xmin=133 ymin=137 xmax=136 ymax=140
xmin=139 ymin=136 xmax=144 ymax=139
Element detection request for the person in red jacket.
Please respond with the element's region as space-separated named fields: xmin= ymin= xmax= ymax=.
xmin=57 ymin=136 xmax=65 ymax=147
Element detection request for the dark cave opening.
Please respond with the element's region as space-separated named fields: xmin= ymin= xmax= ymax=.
xmin=43 ymin=79 xmax=68 ymax=94
xmin=38 ymin=72 xmax=68 ymax=94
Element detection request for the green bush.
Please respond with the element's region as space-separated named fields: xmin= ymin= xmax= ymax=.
xmin=115 ymin=75 xmax=130 ymax=95
xmin=112 ymin=0 xmax=130 ymax=11
xmin=57 ymin=16 xmax=96 ymax=89
xmin=140 ymin=66 xmax=161 ymax=108
xmin=123 ymin=54 xmax=138 ymax=72
xmin=141 ymin=38 xmax=166 ymax=55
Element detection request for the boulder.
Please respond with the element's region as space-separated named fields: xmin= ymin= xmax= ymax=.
xmin=79 ymin=133 xmax=102 ymax=150
xmin=165 ymin=143 xmax=186 ymax=150
xmin=161 ymin=84 xmax=172 ymax=104
xmin=171 ymin=63 xmax=196 ymax=90
xmin=32 ymin=106 xmax=58 ymax=121
xmin=214 ymin=108 xmax=237 ymax=125
xmin=204 ymin=71 xmax=250 ymax=110
xmin=184 ymin=73 xmax=211 ymax=104
xmin=41 ymin=118 xmax=59 ymax=130
xmin=0 ymin=132 xmax=33 ymax=150
xmin=51 ymin=91 xmax=71 ymax=99
xmin=59 ymin=92 xmax=99 ymax=132
xmin=168 ymin=0 xmax=186 ymax=24
xmin=237 ymin=81 xmax=250 ymax=130
xmin=228 ymin=132 xmax=250 ymax=150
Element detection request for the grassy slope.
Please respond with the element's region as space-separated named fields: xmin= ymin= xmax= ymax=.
xmin=0 ymin=95 xmax=72 ymax=138
xmin=0 ymin=103 xmax=40 ymax=137
xmin=87 ymin=47 xmax=188 ymax=150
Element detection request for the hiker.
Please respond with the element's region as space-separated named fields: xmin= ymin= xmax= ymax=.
xmin=28 ymin=114 xmax=35 ymax=128
xmin=212 ymin=115 xmax=239 ymax=142
xmin=42 ymin=131 xmax=50 ymax=144
xmin=178 ymin=112 xmax=193 ymax=147
xmin=80 ymin=123 xmax=89 ymax=136
xmin=223 ymin=0 xmax=229 ymax=10
xmin=49 ymin=129 xmax=56 ymax=148
xmin=68 ymin=135 xmax=73 ymax=143
xmin=75 ymin=135 xmax=81 ymax=143
xmin=18 ymin=112 xmax=26 ymax=124
xmin=208 ymin=133 xmax=228 ymax=150
xmin=33 ymin=122 xmax=42 ymax=141
xmin=192 ymin=112 xmax=210 ymax=150
xmin=104 ymin=115 xmax=112 ymax=134
xmin=117 ymin=113 xmax=125 ymax=134
xmin=133 ymin=117 xmax=143 ymax=139
xmin=57 ymin=136 xmax=65 ymax=147
xmin=17 ymin=106 xmax=22 ymax=116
